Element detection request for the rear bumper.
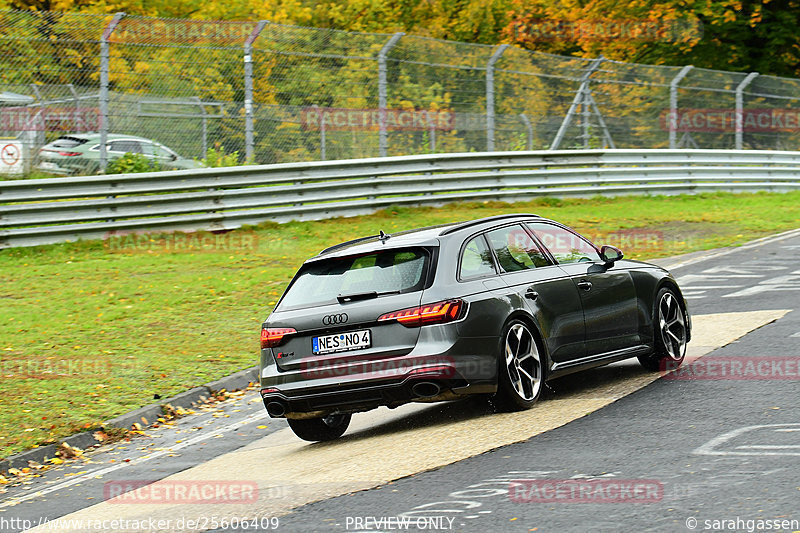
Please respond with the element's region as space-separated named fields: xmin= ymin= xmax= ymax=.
xmin=260 ymin=374 xmax=495 ymax=419
xmin=36 ymin=157 xmax=96 ymax=175
xmin=35 ymin=160 xmax=72 ymax=175
xmin=259 ymin=332 xmax=499 ymax=418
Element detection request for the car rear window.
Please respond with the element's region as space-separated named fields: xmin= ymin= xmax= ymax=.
xmin=277 ymin=248 xmax=430 ymax=311
xmin=49 ymin=137 xmax=87 ymax=149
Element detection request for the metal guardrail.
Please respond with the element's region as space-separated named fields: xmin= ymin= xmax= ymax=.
xmin=2 ymin=149 xmax=800 ymax=249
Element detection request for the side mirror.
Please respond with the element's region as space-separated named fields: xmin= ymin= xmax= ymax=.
xmin=600 ymin=245 xmax=624 ymax=265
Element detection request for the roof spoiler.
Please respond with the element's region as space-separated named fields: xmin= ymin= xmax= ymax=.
xmin=318 ymin=234 xmax=382 ymax=256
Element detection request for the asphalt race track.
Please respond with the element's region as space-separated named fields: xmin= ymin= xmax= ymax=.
xmin=2 ymin=229 xmax=799 ymax=533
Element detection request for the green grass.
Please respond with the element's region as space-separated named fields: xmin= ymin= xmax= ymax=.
xmin=0 ymin=170 xmax=62 ymax=181
xmin=1 ymin=191 xmax=799 ymax=459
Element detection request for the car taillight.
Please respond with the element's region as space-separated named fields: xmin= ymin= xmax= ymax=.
xmin=57 ymin=151 xmax=81 ymax=156
xmin=260 ymin=327 xmax=296 ymax=349
xmin=378 ymin=299 xmax=464 ymax=327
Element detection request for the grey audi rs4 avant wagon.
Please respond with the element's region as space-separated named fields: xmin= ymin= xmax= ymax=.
xmin=259 ymin=214 xmax=691 ymax=441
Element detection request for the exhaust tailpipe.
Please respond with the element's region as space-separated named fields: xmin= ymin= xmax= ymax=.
xmin=266 ymin=401 xmax=286 ymax=417
xmin=411 ymin=381 xmax=441 ymax=398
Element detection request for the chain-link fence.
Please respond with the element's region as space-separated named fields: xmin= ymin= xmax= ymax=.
xmin=2 ymin=8 xmax=800 ymax=176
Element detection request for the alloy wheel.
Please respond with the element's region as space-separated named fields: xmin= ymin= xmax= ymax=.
xmin=658 ymin=292 xmax=687 ymax=361
xmin=504 ymin=323 xmax=542 ymax=401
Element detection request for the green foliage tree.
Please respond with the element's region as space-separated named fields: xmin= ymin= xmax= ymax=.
xmin=502 ymin=0 xmax=800 ymax=78
xmin=106 ymin=152 xmax=161 ymax=173
xmin=201 ymin=143 xmax=240 ymax=167
xmin=7 ymin=0 xmax=800 ymax=77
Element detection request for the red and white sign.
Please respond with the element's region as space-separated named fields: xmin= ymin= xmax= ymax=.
xmin=0 ymin=141 xmax=23 ymax=175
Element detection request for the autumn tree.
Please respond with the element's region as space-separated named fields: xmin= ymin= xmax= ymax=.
xmin=503 ymin=0 xmax=800 ymax=77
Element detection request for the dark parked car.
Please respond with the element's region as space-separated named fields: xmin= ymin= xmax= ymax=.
xmin=260 ymin=214 xmax=691 ymax=441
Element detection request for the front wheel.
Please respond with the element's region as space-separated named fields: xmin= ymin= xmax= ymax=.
xmin=493 ymin=320 xmax=545 ymax=411
xmin=638 ymin=287 xmax=688 ymax=371
xmin=287 ymin=413 xmax=351 ymax=442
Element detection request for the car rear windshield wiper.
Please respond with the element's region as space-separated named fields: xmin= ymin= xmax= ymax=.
xmin=337 ymin=290 xmax=401 ymax=303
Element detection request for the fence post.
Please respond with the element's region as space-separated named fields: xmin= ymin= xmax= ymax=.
xmin=669 ymin=65 xmax=693 ymax=149
xmin=378 ymin=32 xmax=404 ymax=157
xmin=735 ymin=72 xmax=759 ymax=150
xmin=29 ymin=83 xmax=42 ymax=101
xmin=67 ymin=83 xmax=79 ymax=129
xmin=519 ymin=113 xmax=533 ymax=150
xmin=243 ymin=21 xmax=268 ymax=164
xmin=550 ymin=57 xmax=603 ymax=150
xmin=486 ymin=44 xmax=509 ymax=151
xmin=312 ymin=105 xmax=326 ymax=160
xmin=99 ymin=12 xmax=125 ymax=173
xmin=430 ymin=115 xmax=436 ymax=153
xmin=422 ymin=110 xmax=436 ymax=153
xmin=190 ymin=96 xmax=209 ymax=159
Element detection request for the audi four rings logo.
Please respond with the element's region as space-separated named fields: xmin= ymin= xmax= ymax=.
xmin=322 ymin=313 xmax=348 ymax=325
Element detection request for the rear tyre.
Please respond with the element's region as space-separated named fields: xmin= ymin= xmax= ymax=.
xmin=493 ymin=320 xmax=544 ymax=411
xmin=287 ymin=413 xmax=351 ymax=442
xmin=638 ymin=287 xmax=688 ymax=372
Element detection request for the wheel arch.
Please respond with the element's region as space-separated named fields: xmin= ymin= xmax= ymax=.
xmin=501 ymin=309 xmax=551 ymax=377
xmin=654 ymin=278 xmax=692 ymax=343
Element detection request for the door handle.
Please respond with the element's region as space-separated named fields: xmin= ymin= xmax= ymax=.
xmin=577 ymin=280 xmax=592 ymax=291
xmin=525 ymin=288 xmax=539 ymax=300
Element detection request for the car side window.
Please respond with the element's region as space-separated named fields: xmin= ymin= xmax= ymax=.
xmin=140 ymin=142 xmax=156 ymax=157
xmin=148 ymin=143 xmax=175 ymax=159
xmin=486 ymin=225 xmax=549 ymax=273
xmin=526 ymin=222 xmax=602 ymax=264
xmin=109 ymin=140 xmax=143 ymax=154
xmin=459 ymin=234 xmax=496 ymax=279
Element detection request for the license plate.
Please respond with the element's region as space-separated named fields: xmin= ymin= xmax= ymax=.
xmin=312 ymin=329 xmax=371 ymax=355
xmin=38 ymin=162 xmax=59 ymax=170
